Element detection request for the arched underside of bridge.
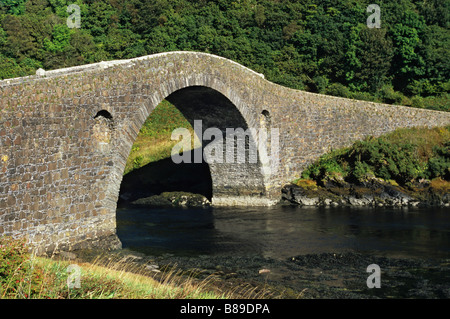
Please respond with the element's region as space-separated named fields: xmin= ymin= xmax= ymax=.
xmin=1 ymin=51 xmax=449 ymax=255
xmin=116 ymin=85 xmax=268 ymax=207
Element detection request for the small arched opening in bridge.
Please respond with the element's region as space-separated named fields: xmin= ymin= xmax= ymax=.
xmin=93 ymin=110 xmax=114 ymax=151
xmin=116 ymin=86 xmax=266 ymax=208
xmin=94 ymin=110 xmax=113 ymax=120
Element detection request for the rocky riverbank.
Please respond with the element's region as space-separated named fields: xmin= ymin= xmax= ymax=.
xmin=131 ymin=191 xmax=211 ymax=208
xmin=124 ymin=177 xmax=449 ymax=209
xmin=281 ymin=176 xmax=450 ymax=208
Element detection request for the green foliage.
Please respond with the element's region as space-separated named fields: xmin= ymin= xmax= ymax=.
xmin=48 ymin=0 xmax=72 ymax=17
xmin=0 ymin=0 xmax=448 ymax=111
xmin=0 ymin=0 xmax=27 ymax=15
xmin=346 ymin=138 xmax=423 ymax=183
xmin=302 ymin=127 xmax=450 ymax=185
xmin=408 ymin=93 xmax=449 ymax=112
xmin=377 ymin=84 xmax=408 ymax=105
xmin=427 ymin=142 xmax=450 ymax=180
xmin=352 ymin=161 xmax=373 ymax=181
xmin=254 ymin=5 xmax=266 ymax=27
xmin=132 ymin=155 xmax=143 ymax=170
xmin=0 ymin=26 xmax=6 ymax=46
xmin=389 ymin=10 xmax=426 ymax=87
xmin=44 ymin=24 xmax=72 ymax=53
xmin=351 ymin=28 xmax=394 ymax=92
xmin=0 ymin=53 xmax=25 ymax=78
xmin=325 ymin=83 xmax=351 ymax=98
xmin=301 ymin=148 xmax=348 ymax=181
xmin=0 ymin=237 xmax=43 ymax=298
xmin=138 ymin=100 xmax=192 ymax=138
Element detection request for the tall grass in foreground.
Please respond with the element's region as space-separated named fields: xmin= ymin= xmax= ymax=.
xmin=0 ymin=238 xmax=272 ymax=299
xmin=32 ymin=258 xmax=223 ymax=299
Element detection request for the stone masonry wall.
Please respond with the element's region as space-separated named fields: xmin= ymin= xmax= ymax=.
xmin=1 ymin=51 xmax=450 ymax=254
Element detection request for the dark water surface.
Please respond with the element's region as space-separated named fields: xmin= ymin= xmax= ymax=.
xmin=116 ymin=205 xmax=450 ymax=298
xmin=116 ymin=205 xmax=450 ymax=260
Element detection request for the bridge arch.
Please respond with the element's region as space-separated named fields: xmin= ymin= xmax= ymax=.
xmin=111 ymin=84 xmax=269 ymax=209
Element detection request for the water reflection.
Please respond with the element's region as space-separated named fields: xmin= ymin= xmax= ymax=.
xmin=116 ymin=205 xmax=450 ymax=260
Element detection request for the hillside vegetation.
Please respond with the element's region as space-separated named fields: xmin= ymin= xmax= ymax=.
xmin=123 ymin=100 xmax=195 ymax=175
xmin=0 ymin=0 xmax=448 ymax=110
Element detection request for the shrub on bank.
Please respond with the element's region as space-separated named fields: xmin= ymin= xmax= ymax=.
xmin=0 ymin=237 xmax=44 ymax=298
xmin=301 ymin=126 xmax=450 ymax=186
xmin=346 ymin=138 xmax=423 ymax=183
xmin=427 ymin=142 xmax=450 ymax=180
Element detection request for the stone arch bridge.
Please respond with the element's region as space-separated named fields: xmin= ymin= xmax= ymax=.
xmin=1 ymin=51 xmax=449 ymax=254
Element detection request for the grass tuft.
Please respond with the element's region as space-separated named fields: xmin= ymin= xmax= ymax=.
xmin=1 ymin=238 xmax=273 ymax=299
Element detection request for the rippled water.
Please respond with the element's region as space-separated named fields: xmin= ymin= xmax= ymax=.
xmin=116 ymin=205 xmax=450 ymax=260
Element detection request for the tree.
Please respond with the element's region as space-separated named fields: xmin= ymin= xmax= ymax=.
xmin=1 ymin=14 xmax=38 ymax=62
xmin=254 ymin=5 xmax=265 ymax=27
xmin=409 ymin=24 xmax=450 ymax=96
xmin=354 ymin=28 xmax=394 ymax=92
xmin=0 ymin=53 xmax=24 ymax=79
xmin=417 ymin=0 xmax=450 ymax=28
xmin=0 ymin=0 xmax=27 ymax=15
xmin=0 ymin=26 xmax=6 ymax=46
xmin=43 ymin=24 xmax=71 ymax=53
xmin=390 ymin=10 xmax=426 ymax=91
xmin=68 ymin=28 xmax=105 ymax=64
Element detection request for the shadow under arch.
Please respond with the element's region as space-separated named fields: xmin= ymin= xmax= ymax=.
xmin=118 ymin=151 xmax=213 ymax=205
xmin=118 ymin=86 xmax=266 ymax=207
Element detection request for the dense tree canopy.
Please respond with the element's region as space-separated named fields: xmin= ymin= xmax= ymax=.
xmin=0 ymin=0 xmax=448 ymax=110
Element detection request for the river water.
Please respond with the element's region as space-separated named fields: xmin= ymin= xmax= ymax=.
xmin=116 ymin=205 xmax=450 ymax=298
xmin=117 ymin=205 xmax=450 ymax=259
